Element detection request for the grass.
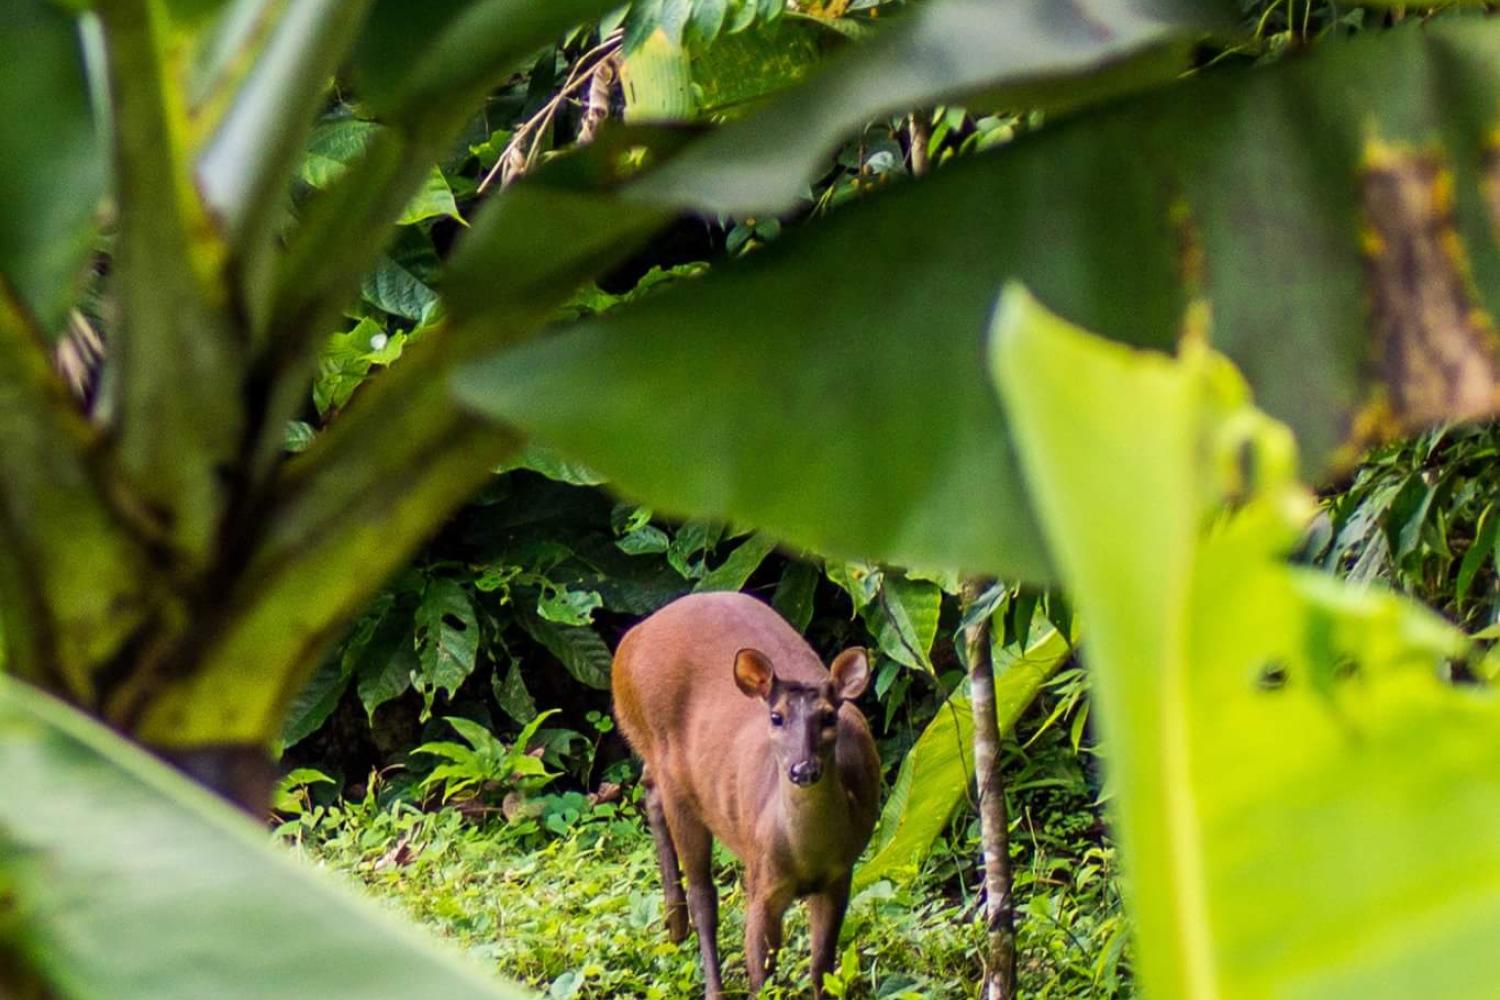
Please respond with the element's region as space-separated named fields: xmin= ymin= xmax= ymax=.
xmin=281 ymin=727 xmax=1130 ymax=999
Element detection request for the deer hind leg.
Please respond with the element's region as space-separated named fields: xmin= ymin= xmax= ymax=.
xmin=642 ymin=765 xmax=689 ymax=942
xmin=807 ymin=874 xmax=852 ymax=1000
xmin=661 ymin=794 xmax=725 ymax=1000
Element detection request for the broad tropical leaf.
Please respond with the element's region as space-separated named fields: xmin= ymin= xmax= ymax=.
xmin=628 ymin=0 xmax=1234 ymax=213
xmin=455 ymin=20 xmax=1500 ymax=583
xmin=0 ymin=676 xmax=531 ymax=1000
xmin=991 ymin=285 xmax=1500 ymax=998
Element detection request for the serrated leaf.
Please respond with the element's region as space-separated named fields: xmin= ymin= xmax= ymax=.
xmin=301 ymin=118 xmax=457 ymax=232
xmin=397 ymin=165 xmax=462 ymax=226
xmin=279 ymin=655 xmax=351 ymax=750
xmin=361 ymin=255 xmax=439 ymax=323
xmin=284 ymin=420 xmax=317 ymax=454
xmin=494 ymin=443 xmax=606 ymax=486
xmin=492 ymin=660 xmax=538 ymax=725
xmin=536 ymin=585 xmax=603 ymax=627
xmin=416 ymin=578 xmax=480 ymax=700
xmin=616 ymin=523 xmax=671 ymax=555
xmin=351 ymin=609 xmax=418 ymax=719
xmin=824 ymin=560 xmax=880 ymax=615
xmin=667 ymin=520 xmax=723 ymax=578
xmin=298 ymin=117 xmax=381 ymax=188
xmin=518 ymin=614 xmax=612 ymax=690
xmin=313 ymin=317 xmax=403 ymax=415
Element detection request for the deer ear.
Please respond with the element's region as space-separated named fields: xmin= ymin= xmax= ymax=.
xmin=829 ymin=648 xmax=869 ymax=701
xmin=734 ymin=648 xmax=776 ymax=699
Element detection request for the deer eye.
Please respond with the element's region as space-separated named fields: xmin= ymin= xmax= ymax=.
xmin=820 ymin=711 xmax=837 ymax=729
xmin=769 ymin=712 xmax=785 ymax=727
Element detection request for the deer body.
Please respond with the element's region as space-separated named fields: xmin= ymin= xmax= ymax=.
xmin=612 ymin=592 xmax=880 ymax=999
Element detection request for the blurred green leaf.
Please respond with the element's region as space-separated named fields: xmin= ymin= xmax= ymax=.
xmin=455 ymin=22 xmax=1500 ymax=581
xmin=0 ymin=0 xmax=102 ymax=331
xmin=197 ymin=0 xmax=370 ymax=315
xmin=350 ymin=0 xmax=622 ymax=121
xmin=992 ymin=284 xmax=1500 ymax=997
xmin=300 ymin=119 xmax=459 ymax=235
xmin=629 ymin=0 xmax=1233 ymax=213
xmin=0 ymin=676 xmax=532 ymax=999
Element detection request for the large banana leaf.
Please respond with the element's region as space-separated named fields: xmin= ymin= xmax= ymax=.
xmin=991 ymin=285 xmax=1500 ymax=998
xmin=456 ymin=19 xmax=1500 ymax=582
xmin=0 ymin=675 xmax=531 ymax=1000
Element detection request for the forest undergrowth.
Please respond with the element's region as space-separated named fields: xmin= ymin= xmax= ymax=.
xmin=283 ymin=722 xmax=1128 ymax=999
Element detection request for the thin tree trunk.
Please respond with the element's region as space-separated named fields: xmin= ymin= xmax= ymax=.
xmin=908 ymin=112 xmax=931 ymax=177
xmin=961 ymin=577 xmax=1017 ymax=1000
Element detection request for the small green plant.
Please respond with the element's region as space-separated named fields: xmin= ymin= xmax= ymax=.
xmin=414 ymin=712 xmax=559 ymax=804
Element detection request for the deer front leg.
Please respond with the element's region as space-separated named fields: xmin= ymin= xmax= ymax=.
xmin=743 ymin=869 xmax=793 ymax=996
xmin=807 ymin=874 xmax=852 ymax=1000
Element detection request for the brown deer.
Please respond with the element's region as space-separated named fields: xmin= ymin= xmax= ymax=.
xmin=612 ymin=592 xmax=881 ymax=999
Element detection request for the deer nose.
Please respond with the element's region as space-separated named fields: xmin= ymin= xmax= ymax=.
xmin=788 ymin=761 xmax=822 ymax=787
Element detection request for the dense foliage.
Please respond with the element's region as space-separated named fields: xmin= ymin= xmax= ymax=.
xmin=284 ymin=717 xmax=1122 ymax=999
xmin=8 ymin=1 xmax=1500 ymax=999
